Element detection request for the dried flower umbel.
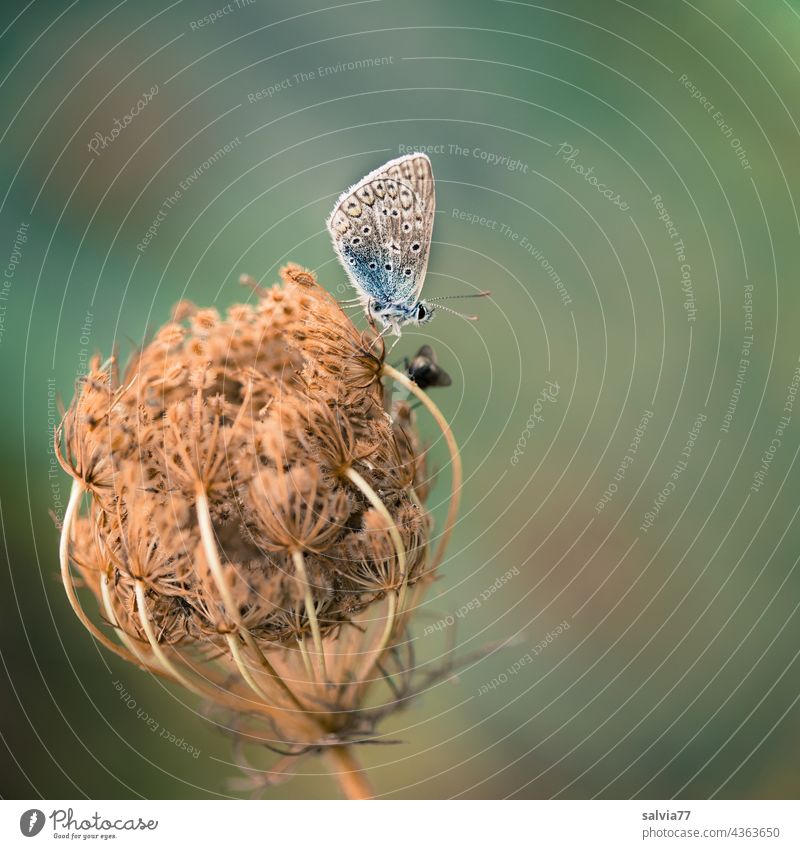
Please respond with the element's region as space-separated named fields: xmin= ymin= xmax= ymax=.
xmin=56 ymin=264 xmax=461 ymax=799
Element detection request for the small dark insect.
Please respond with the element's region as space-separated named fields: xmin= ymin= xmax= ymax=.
xmin=406 ymin=345 xmax=452 ymax=390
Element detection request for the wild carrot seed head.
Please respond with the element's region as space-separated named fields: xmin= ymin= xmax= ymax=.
xmin=58 ymin=265 xmax=431 ymax=650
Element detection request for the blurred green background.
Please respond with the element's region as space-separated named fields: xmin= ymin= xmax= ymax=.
xmin=2 ymin=0 xmax=800 ymax=799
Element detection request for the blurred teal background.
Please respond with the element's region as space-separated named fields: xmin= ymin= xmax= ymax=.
xmin=2 ymin=0 xmax=800 ymax=799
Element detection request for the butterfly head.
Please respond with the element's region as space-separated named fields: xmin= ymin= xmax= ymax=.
xmin=410 ymin=300 xmax=435 ymax=326
xmin=370 ymin=299 xmax=435 ymax=334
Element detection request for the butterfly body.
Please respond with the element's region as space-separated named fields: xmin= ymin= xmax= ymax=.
xmin=327 ymin=153 xmax=436 ymax=335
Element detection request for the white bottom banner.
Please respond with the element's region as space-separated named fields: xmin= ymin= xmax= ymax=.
xmin=1 ymin=800 xmax=797 ymax=847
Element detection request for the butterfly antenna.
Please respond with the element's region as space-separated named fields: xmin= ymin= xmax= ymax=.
xmin=427 ymin=290 xmax=491 ymax=302
xmin=435 ymin=303 xmax=480 ymax=321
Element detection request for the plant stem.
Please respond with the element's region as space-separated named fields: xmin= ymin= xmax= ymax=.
xmin=59 ymin=480 xmax=141 ymax=666
xmin=196 ymin=486 xmax=307 ymax=711
xmin=345 ymin=465 xmax=408 ymax=609
xmin=381 ymin=364 xmax=462 ymax=572
xmin=292 ymin=549 xmax=328 ymax=682
xmin=324 ymin=745 xmax=375 ymax=800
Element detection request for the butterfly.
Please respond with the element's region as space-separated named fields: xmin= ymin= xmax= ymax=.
xmin=326 ymin=152 xmax=437 ymax=336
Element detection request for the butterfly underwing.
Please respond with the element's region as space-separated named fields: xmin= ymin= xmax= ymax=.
xmin=326 ymin=153 xmax=436 ymax=335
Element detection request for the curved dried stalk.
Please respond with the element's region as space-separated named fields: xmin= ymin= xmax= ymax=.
xmin=134 ymin=581 xmax=209 ymax=696
xmin=243 ymin=635 xmax=307 ymax=711
xmin=194 ymin=487 xmax=239 ymax=617
xmin=102 ymin=561 xmax=293 ymax=721
xmin=296 ymin=634 xmax=317 ymax=685
xmin=323 ymin=745 xmax=375 ymax=800
xmin=356 ymin=591 xmax=398 ymax=686
xmin=127 ymin=589 xmax=287 ymax=722
xmin=291 ymin=550 xmax=328 ymax=682
xmin=59 ymin=481 xmax=144 ymax=667
xmin=226 ymin=633 xmax=274 ymax=702
xmin=195 ymin=486 xmax=306 ymax=711
xmin=345 ymin=465 xmax=408 ymax=610
xmin=382 ymin=364 xmax=461 ymax=571
xmin=100 ymin=573 xmax=155 ymax=670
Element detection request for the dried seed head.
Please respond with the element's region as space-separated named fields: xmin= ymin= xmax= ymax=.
xmin=58 ymin=266 xmax=432 ymax=658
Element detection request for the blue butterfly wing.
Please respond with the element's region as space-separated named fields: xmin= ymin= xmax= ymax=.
xmin=327 ymin=154 xmax=435 ymax=310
